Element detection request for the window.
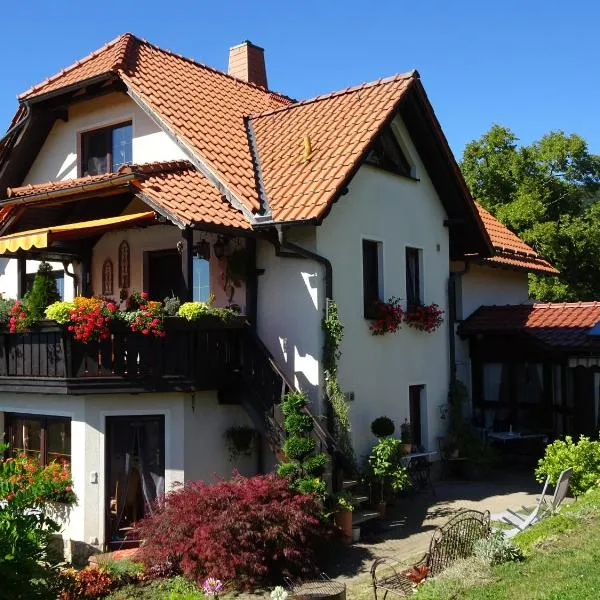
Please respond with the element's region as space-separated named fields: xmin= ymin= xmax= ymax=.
xmin=409 ymin=385 xmax=424 ymax=448
xmin=81 ymin=122 xmax=132 ymax=176
xmin=405 ymin=247 xmax=422 ymax=307
xmin=6 ymin=414 xmax=71 ymax=466
xmin=363 ymin=240 xmax=383 ymax=318
xmin=193 ymin=256 xmax=210 ymax=302
xmin=365 ymin=127 xmax=411 ymax=177
xmin=25 ymin=269 xmax=65 ymax=300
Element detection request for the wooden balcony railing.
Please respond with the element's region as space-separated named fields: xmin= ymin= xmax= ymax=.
xmin=0 ymin=317 xmax=246 ymax=393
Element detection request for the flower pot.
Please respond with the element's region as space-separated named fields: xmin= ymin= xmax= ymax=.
xmin=375 ymin=501 xmax=387 ymax=518
xmin=402 ymin=443 xmax=412 ymax=455
xmin=334 ymin=509 xmax=353 ymax=541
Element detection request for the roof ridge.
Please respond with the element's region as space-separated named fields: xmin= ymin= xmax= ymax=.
xmin=18 ymin=33 xmax=131 ymax=100
xmin=249 ymin=71 xmax=418 ymax=120
xmin=122 ymin=35 xmax=294 ymax=104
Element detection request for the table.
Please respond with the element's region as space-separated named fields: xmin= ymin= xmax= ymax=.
xmin=402 ymin=451 xmax=437 ymax=492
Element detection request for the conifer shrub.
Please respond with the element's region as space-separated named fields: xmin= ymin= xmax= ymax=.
xmin=26 ymin=261 xmax=61 ymax=322
xmin=134 ymin=473 xmax=327 ymax=589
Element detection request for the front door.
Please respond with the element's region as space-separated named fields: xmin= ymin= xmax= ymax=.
xmin=147 ymin=250 xmax=184 ymax=301
xmin=105 ymin=415 xmax=165 ymax=548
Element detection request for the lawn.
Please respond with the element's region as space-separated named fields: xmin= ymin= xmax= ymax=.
xmin=414 ymin=487 xmax=600 ymax=599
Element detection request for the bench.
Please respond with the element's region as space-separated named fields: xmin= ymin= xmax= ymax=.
xmin=371 ymin=509 xmax=491 ymax=598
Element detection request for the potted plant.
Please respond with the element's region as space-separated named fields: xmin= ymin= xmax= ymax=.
xmin=366 ymin=437 xmax=410 ymax=517
xmin=224 ymin=425 xmax=256 ymax=461
xmin=371 ymin=416 xmax=395 ymax=439
xmin=400 ymin=419 xmax=412 ymax=454
xmin=334 ymin=492 xmax=356 ymax=541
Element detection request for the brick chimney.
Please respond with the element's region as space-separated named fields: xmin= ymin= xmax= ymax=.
xmin=228 ymin=41 xmax=268 ymax=89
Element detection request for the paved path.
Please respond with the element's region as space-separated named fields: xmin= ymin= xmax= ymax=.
xmin=325 ymin=471 xmax=539 ymax=593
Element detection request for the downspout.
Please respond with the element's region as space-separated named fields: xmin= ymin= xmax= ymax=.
xmin=448 ymin=260 xmax=470 ymax=390
xmin=62 ymin=261 xmax=79 ymax=297
xmin=0 ymin=104 xmax=31 ymax=148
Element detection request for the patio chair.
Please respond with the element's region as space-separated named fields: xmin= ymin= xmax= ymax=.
xmin=492 ymin=467 xmax=572 ymax=538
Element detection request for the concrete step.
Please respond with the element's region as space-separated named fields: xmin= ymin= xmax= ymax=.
xmin=354 ymin=495 xmax=369 ymax=505
xmin=342 ymin=479 xmax=358 ymax=489
xmin=352 ymin=509 xmax=380 ymax=526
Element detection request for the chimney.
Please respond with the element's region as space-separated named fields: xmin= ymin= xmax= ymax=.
xmin=228 ymin=41 xmax=268 ymax=89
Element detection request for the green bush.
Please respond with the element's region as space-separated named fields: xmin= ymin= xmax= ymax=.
xmin=284 ymin=413 xmax=313 ymax=435
xmin=366 ymin=437 xmax=410 ymax=501
xmin=473 ymin=531 xmax=524 ymax=565
xmin=0 ymin=298 xmax=15 ymax=327
xmin=371 ymin=416 xmax=395 ymax=438
xmin=25 ymin=261 xmax=61 ymax=323
xmin=178 ymin=301 xmax=238 ymax=323
xmin=535 ymin=435 xmax=600 ymax=497
xmin=283 ymin=436 xmax=316 ymax=461
xmin=302 ymin=453 xmax=328 ymax=476
xmin=45 ymin=300 xmax=74 ymax=324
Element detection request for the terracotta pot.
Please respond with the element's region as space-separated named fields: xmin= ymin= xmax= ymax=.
xmin=376 ymin=501 xmax=386 ymax=518
xmin=334 ymin=509 xmax=353 ymax=541
xmin=402 ymin=443 xmax=412 ymax=455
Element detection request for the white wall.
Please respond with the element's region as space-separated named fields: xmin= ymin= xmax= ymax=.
xmin=0 ymin=390 xmax=254 ymax=550
xmin=458 ymin=263 xmax=530 ymax=320
xmin=0 ymin=259 xmax=75 ymax=301
xmin=317 ymin=116 xmax=451 ymax=461
xmin=256 ymin=227 xmax=322 ymax=409
xmin=23 ymin=93 xmax=186 ymax=185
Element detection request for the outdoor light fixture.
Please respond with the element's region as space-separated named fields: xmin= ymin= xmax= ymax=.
xmin=213 ymin=236 xmax=227 ymax=259
xmin=194 ymin=240 xmax=211 ymax=260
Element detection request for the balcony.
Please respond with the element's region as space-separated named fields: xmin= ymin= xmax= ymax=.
xmin=0 ymin=317 xmax=257 ymax=394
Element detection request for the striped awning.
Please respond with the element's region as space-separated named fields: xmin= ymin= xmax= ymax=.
xmin=0 ymin=211 xmax=155 ymax=254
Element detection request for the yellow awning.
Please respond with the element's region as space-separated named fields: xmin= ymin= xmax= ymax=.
xmin=0 ymin=211 xmax=156 ymax=254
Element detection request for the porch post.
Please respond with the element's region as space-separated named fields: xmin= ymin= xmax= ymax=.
xmin=81 ymin=252 xmax=92 ymax=296
xmin=16 ymin=252 xmax=26 ymax=299
xmin=181 ymin=228 xmax=193 ymax=302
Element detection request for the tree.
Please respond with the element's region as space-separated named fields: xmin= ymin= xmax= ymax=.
xmin=26 ymin=262 xmax=61 ymax=321
xmin=461 ymin=125 xmax=600 ymax=301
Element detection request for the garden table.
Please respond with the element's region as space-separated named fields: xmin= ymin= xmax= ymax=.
xmin=402 ymin=451 xmax=437 ymax=493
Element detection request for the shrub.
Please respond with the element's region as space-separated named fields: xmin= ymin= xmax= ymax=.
xmin=277 ymin=391 xmax=328 ymax=497
xmin=366 ymin=437 xmax=410 ymax=502
xmin=535 ymin=435 xmax=600 ymax=497
xmin=473 ymin=531 xmax=524 ymax=565
xmin=26 ymin=261 xmax=61 ymax=323
xmin=59 ymin=566 xmax=117 ymax=599
xmin=134 ymin=473 xmax=327 ymax=589
xmin=371 ymin=416 xmax=395 ymax=438
xmin=45 ymin=301 xmax=74 ymax=324
xmin=178 ymin=301 xmax=237 ymax=323
xmin=163 ymin=295 xmax=181 ymax=317
xmin=0 ymin=297 xmax=15 ymax=327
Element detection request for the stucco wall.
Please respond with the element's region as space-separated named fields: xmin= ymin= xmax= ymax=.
xmin=317 ymin=116 xmax=451 ymax=461
xmin=256 ymin=228 xmax=322 ymax=409
xmin=23 ymin=93 xmax=186 ymax=185
xmin=458 ymin=263 xmax=530 ymax=320
xmin=0 ymin=390 xmax=255 ymax=549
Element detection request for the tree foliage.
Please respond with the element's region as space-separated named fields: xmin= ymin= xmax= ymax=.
xmin=461 ymin=125 xmax=600 ymax=301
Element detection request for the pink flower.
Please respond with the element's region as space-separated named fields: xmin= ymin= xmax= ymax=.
xmin=202 ymin=578 xmax=223 ymax=597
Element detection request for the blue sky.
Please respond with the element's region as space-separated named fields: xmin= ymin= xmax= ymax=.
xmin=1 ymin=0 xmax=599 ymax=159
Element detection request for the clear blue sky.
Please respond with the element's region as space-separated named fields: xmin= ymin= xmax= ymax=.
xmin=1 ymin=0 xmax=599 ymax=159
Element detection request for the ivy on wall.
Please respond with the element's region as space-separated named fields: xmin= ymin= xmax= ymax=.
xmin=321 ymin=300 xmax=356 ymax=470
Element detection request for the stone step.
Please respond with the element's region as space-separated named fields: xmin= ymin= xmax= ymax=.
xmin=342 ymin=479 xmax=358 ymax=489
xmin=352 ymin=509 xmax=380 ymax=526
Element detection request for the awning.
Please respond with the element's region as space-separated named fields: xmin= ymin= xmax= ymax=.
xmin=0 ymin=211 xmax=156 ymax=254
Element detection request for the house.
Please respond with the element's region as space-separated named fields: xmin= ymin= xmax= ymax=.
xmin=0 ymin=33 xmax=502 ymax=557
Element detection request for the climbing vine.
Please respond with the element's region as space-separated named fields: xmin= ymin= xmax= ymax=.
xmin=321 ymin=300 xmax=356 ymax=469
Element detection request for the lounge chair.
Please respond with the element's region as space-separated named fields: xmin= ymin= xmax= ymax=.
xmin=492 ymin=467 xmax=573 ymax=538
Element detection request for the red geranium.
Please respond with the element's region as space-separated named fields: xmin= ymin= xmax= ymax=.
xmin=404 ymin=303 xmax=444 ymax=333
xmin=68 ymin=297 xmax=117 ymax=343
xmin=129 ymin=299 xmax=165 ymax=338
xmin=8 ymin=300 xmax=30 ymax=333
xmin=370 ymin=297 xmax=404 ymax=336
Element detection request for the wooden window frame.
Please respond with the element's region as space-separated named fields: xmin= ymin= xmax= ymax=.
xmin=4 ymin=413 xmax=71 ymax=466
xmin=363 ymin=239 xmax=383 ymax=319
xmin=79 ymin=121 xmax=132 ymax=177
xmin=405 ymin=247 xmax=422 ymax=309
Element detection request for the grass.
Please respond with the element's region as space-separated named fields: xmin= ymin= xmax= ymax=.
xmin=413 ymin=486 xmax=600 ymax=599
xmin=106 ymin=575 xmax=206 ymax=599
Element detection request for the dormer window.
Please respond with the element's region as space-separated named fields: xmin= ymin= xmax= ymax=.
xmin=81 ymin=122 xmax=132 ymax=176
xmin=365 ymin=127 xmax=411 ymax=177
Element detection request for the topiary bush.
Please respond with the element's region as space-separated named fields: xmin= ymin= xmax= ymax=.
xmin=26 ymin=261 xmax=61 ymax=323
xmin=277 ymin=391 xmax=328 ymax=498
xmin=371 ymin=416 xmax=395 ymax=438
xmin=134 ymin=473 xmax=328 ymax=589
xmin=536 ymin=435 xmax=600 ymax=497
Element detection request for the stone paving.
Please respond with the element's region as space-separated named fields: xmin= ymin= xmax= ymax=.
xmin=324 ymin=470 xmax=540 ymax=596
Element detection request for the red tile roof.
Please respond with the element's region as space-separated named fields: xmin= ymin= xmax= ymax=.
xmin=474 ymin=203 xmax=557 ymax=274
xmin=460 ymin=302 xmax=600 ymax=349
xmin=1 ymin=161 xmax=250 ymax=230
xmin=249 ymin=74 xmax=414 ymax=222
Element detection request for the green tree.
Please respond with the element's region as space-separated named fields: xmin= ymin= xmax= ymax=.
xmin=461 ymin=125 xmax=600 ymax=301
xmin=26 ymin=262 xmax=61 ymax=322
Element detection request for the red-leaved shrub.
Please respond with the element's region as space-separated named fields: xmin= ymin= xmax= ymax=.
xmin=59 ymin=566 xmax=116 ymax=599
xmin=134 ymin=473 xmax=328 ymax=589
